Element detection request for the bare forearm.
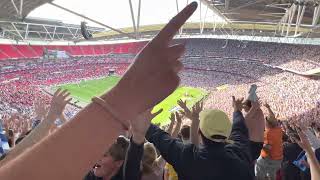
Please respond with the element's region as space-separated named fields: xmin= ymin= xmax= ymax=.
xmin=167 ymin=121 xmax=174 ymax=135
xmin=191 ymin=120 xmax=199 ymax=146
xmin=171 ymin=122 xmax=181 ymax=138
xmin=0 ymin=103 xmax=122 ymax=180
xmin=267 ymin=107 xmax=276 ymax=120
xmin=306 ymin=150 xmax=320 ymax=180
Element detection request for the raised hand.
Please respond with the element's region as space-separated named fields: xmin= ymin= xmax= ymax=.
xmin=46 ymin=89 xmax=72 ymax=122
xmin=175 ymin=112 xmax=183 ymax=124
xmin=295 ymin=127 xmax=313 ymax=153
xmin=264 ymin=103 xmax=270 ymax=109
xmin=166 ymin=113 xmax=176 ymax=134
xmin=178 ymin=99 xmax=191 ymax=115
xmin=179 ymin=99 xmax=203 ymax=120
xmin=171 ymin=111 xmax=184 ymax=138
xmin=102 ymin=2 xmax=198 ymax=123
xmin=34 ymin=98 xmax=48 ymax=120
xmin=170 ymin=113 xmax=176 ymax=123
xmin=232 ymin=96 xmax=244 ymax=112
xmin=191 ymin=101 xmax=203 ymax=120
xmin=131 ymin=109 xmax=163 ymax=144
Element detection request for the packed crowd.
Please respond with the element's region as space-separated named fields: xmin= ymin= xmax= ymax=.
xmin=0 ymin=56 xmax=131 ymax=140
xmin=0 ymin=2 xmax=320 ymax=179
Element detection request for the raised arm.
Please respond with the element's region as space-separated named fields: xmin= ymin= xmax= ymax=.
xmin=298 ymin=121 xmax=320 ymax=150
xmin=0 ymin=89 xmax=71 ymax=167
xmin=0 ymin=2 xmax=198 ymax=179
xmin=178 ymin=100 xmax=203 ymax=146
xmin=228 ymin=96 xmax=257 ymax=164
xmin=295 ymin=128 xmax=320 ymax=180
xmin=166 ymin=113 xmax=176 ymax=135
xmin=171 ymin=112 xmax=183 ymax=138
xmin=123 ymin=109 xmax=162 ymax=180
xmin=264 ymin=103 xmax=276 ymax=121
xmin=189 ymin=101 xmax=203 ymax=146
xmin=131 ymin=104 xmax=189 ymax=172
xmin=230 ymin=96 xmax=249 ymax=144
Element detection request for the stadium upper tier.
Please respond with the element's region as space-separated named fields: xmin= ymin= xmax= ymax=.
xmin=1 ymin=38 xmax=320 ymax=67
xmin=0 ymin=42 xmax=147 ymax=60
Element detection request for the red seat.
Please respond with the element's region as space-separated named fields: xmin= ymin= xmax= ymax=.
xmin=0 ymin=44 xmax=23 ymax=59
xmin=15 ymin=45 xmax=37 ymax=58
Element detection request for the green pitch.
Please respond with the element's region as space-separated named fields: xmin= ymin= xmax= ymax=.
xmin=57 ymin=76 xmax=207 ymax=126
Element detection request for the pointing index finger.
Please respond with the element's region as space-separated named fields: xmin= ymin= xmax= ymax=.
xmin=152 ymin=2 xmax=198 ymax=46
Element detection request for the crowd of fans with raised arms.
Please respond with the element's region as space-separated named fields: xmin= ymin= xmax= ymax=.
xmin=0 ymin=2 xmax=319 ymax=180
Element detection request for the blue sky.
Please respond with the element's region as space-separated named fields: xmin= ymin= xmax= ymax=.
xmin=28 ymin=0 xmax=223 ymax=29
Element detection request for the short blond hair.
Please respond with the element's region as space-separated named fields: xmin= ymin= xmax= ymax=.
xmin=142 ymin=142 xmax=157 ymax=174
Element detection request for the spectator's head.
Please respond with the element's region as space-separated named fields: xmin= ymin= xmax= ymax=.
xmin=142 ymin=142 xmax=157 ymax=174
xmin=93 ymin=136 xmax=129 ymax=178
xmin=180 ymin=125 xmax=191 ymax=144
xmin=243 ymin=100 xmax=252 ymax=112
xmin=199 ymin=109 xmax=231 ymax=144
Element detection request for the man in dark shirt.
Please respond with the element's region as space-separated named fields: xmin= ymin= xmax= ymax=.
xmin=282 ymin=140 xmax=303 ymax=180
xmin=132 ymin=96 xmax=260 ymax=180
xmin=84 ymin=136 xmax=129 ymax=180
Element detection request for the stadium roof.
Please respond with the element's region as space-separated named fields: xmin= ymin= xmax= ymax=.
xmin=1 ymin=0 xmax=320 ymax=42
xmin=0 ymin=0 xmax=105 ymax=41
xmin=200 ymin=0 xmax=320 ymax=37
xmin=0 ymin=0 xmax=53 ymax=20
xmin=202 ymin=0 xmax=315 ymax=24
xmin=82 ymin=0 xmax=320 ymax=40
xmin=0 ymin=17 xmax=105 ymax=41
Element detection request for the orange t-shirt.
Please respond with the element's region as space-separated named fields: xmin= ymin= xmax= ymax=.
xmin=261 ymin=127 xmax=283 ymax=160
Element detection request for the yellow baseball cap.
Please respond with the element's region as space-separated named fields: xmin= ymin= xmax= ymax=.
xmin=199 ymin=109 xmax=232 ymax=142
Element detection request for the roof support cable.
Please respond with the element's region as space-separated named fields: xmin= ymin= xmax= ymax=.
xmin=10 ymin=0 xmax=20 ymax=17
xmin=49 ymin=2 xmax=135 ymax=39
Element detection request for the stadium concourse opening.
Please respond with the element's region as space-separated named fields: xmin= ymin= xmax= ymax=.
xmin=1 ymin=0 xmax=320 ymax=179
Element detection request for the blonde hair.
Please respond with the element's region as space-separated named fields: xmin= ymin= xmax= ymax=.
xmin=142 ymin=142 xmax=157 ymax=174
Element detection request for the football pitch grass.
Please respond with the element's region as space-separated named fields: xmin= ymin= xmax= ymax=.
xmin=56 ymin=76 xmax=207 ymax=126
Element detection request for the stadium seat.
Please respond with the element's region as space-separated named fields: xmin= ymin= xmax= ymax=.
xmin=81 ymin=45 xmax=94 ymax=55
xmin=15 ymin=45 xmax=37 ymax=58
xmin=70 ymin=46 xmax=83 ymax=56
xmin=0 ymin=51 xmax=8 ymax=60
xmin=0 ymin=44 xmax=23 ymax=59
xmin=30 ymin=45 xmax=44 ymax=56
